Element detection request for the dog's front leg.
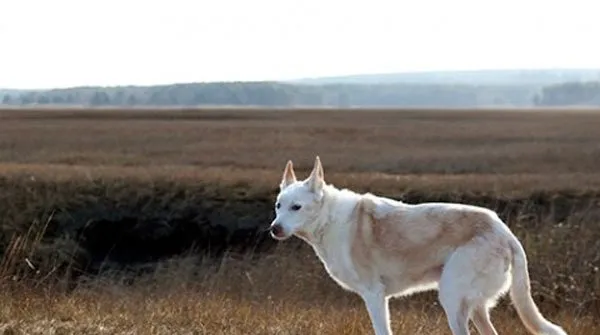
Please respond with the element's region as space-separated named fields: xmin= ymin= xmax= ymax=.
xmin=360 ymin=289 xmax=392 ymax=335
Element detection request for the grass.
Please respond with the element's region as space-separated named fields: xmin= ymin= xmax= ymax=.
xmin=0 ymin=251 xmax=597 ymax=334
xmin=1 ymin=106 xmax=600 ymax=334
xmin=2 ymin=107 xmax=600 ymax=175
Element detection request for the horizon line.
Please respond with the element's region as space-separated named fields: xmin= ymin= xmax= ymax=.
xmin=2 ymin=67 xmax=600 ymax=91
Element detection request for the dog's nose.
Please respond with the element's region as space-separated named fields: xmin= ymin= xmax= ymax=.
xmin=270 ymin=223 xmax=283 ymax=236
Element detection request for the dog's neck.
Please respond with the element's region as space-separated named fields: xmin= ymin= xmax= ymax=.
xmin=294 ymin=184 xmax=362 ymax=247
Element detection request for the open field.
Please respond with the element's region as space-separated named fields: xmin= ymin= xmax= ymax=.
xmin=2 ymin=107 xmax=600 ymax=176
xmin=1 ymin=107 xmax=600 ymax=334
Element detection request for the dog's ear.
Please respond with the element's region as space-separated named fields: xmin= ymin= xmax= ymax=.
xmin=280 ymin=160 xmax=297 ymax=190
xmin=306 ymin=156 xmax=324 ymax=193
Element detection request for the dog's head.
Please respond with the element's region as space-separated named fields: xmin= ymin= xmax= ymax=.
xmin=268 ymin=156 xmax=326 ymax=241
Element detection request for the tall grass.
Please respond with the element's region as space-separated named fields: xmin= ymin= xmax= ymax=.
xmin=0 ymin=244 xmax=596 ymax=334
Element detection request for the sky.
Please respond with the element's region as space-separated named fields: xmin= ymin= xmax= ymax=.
xmin=1 ymin=0 xmax=599 ymax=89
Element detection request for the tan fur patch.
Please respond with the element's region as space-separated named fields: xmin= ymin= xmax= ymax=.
xmin=349 ymin=199 xmax=376 ymax=279
xmin=353 ymin=196 xmax=496 ymax=284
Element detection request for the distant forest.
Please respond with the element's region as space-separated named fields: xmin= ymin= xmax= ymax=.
xmin=2 ymin=70 xmax=600 ymax=108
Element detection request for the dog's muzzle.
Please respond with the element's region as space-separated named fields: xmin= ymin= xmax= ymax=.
xmin=269 ymin=222 xmax=285 ymax=239
xmin=270 ymin=223 xmax=283 ymax=236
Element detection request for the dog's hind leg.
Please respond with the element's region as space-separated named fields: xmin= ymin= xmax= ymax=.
xmin=471 ymin=305 xmax=498 ymax=335
xmin=438 ymin=288 xmax=472 ymax=335
xmin=360 ymin=288 xmax=392 ymax=335
xmin=438 ymin=236 xmax=511 ymax=335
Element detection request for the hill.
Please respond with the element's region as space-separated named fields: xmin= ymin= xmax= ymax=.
xmin=290 ymin=68 xmax=600 ymax=85
xmin=2 ymin=69 xmax=600 ymax=107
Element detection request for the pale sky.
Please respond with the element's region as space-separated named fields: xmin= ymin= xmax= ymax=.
xmin=1 ymin=0 xmax=599 ymax=89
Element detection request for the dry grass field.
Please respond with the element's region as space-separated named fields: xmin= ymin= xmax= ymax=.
xmin=1 ymin=107 xmax=600 ymax=334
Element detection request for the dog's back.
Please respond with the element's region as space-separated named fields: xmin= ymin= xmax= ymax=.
xmin=351 ymin=193 xmax=508 ymax=296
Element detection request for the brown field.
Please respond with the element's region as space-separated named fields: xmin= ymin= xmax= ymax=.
xmin=1 ymin=107 xmax=600 ymax=334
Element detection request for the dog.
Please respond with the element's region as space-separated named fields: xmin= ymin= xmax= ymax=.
xmin=268 ymin=156 xmax=567 ymax=335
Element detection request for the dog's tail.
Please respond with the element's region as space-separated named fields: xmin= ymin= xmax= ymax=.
xmin=508 ymin=237 xmax=567 ymax=335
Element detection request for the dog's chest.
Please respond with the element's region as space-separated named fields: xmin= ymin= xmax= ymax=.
xmin=311 ymin=244 xmax=363 ymax=292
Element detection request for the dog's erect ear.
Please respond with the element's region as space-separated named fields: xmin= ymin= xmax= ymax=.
xmin=280 ymin=160 xmax=297 ymax=190
xmin=306 ymin=156 xmax=324 ymax=193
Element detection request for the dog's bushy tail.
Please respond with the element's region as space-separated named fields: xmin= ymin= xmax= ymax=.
xmin=508 ymin=238 xmax=567 ymax=335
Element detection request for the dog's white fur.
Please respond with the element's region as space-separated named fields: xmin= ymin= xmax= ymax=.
xmin=268 ymin=156 xmax=567 ymax=335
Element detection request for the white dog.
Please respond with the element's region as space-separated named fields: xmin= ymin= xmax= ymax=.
xmin=268 ymin=156 xmax=567 ymax=335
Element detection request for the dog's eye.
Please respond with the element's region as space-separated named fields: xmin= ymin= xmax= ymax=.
xmin=276 ymin=202 xmax=281 ymax=209
xmin=290 ymin=204 xmax=302 ymax=211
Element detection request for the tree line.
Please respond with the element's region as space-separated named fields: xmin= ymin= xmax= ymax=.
xmin=2 ymin=81 xmax=600 ymax=107
xmin=534 ymin=81 xmax=600 ymax=106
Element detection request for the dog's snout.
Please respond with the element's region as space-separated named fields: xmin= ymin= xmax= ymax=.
xmin=269 ymin=221 xmax=289 ymax=240
xmin=270 ymin=223 xmax=283 ymax=236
